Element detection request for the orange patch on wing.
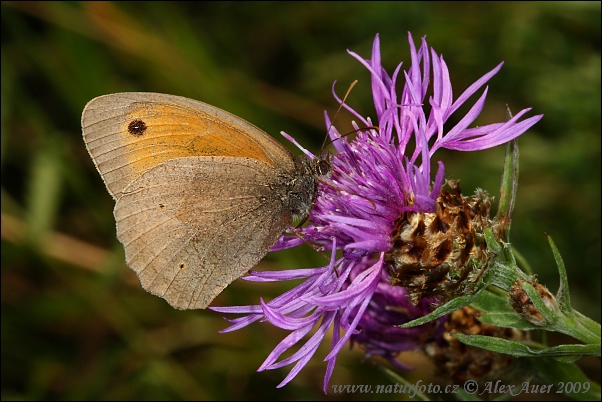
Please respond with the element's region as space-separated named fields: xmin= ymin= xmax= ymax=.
xmin=119 ymin=102 xmax=275 ymax=177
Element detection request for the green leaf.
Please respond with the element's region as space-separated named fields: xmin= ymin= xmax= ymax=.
xmin=398 ymin=293 xmax=475 ymax=328
xmin=473 ymin=303 xmax=538 ymax=330
xmin=470 ymin=288 xmax=540 ymax=329
xmin=453 ymin=333 xmax=600 ymax=358
xmin=471 ymin=288 xmax=513 ymax=313
xmin=510 ymin=246 xmax=534 ymax=276
xmin=476 ymin=311 xmax=541 ymax=329
xmin=572 ymin=310 xmax=602 ymax=340
xmin=546 ymin=234 xmax=572 ymax=313
xmin=495 ymin=137 xmax=519 ymax=243
xmin=484 ymin=227 xmax=503 ymax=255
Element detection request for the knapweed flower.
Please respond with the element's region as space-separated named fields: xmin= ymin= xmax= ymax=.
xmin=211 ymin=32 xmax=543 ymax=392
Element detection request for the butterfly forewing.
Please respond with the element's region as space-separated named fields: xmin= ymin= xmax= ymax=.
xmin=82 ymin=93 xmax=295 ymax=200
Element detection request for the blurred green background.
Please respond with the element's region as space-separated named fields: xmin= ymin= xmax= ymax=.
xmin=1 ymin=2 xmax=599 ymax=400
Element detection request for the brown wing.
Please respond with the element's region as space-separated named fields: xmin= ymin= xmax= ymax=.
xmin=113 ymin=156 xmax=292 ymax=309
xmin=81 ymin=92 xmax=295 ymax=200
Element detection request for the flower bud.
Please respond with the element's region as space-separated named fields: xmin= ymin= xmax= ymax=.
xmin=509 ymin=278 xmax=558 ymax=326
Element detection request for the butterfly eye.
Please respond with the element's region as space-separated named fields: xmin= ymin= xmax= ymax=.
xmin=317 ymin=159 xmax=331 ymax=176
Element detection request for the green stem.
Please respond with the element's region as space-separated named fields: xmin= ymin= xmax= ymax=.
xmin=559 ymin=310 xmax=602 ymax=345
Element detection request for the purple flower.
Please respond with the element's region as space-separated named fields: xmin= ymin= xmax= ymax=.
xmin=346 ymin=260 xmax=445 ymax=368
xmin=211 ymin=32 xmax=543 ymax=392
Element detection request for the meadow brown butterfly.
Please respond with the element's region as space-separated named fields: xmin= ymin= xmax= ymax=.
xmin=81 ymin=92 xmax=327 ymax=310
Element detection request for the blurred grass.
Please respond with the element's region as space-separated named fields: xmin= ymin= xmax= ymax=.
xmin=1 ymin=1 xmax=599 ymax=400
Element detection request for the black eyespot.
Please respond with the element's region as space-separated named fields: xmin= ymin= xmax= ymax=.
xmin=128 ymin=119 xmax=147 ymax=136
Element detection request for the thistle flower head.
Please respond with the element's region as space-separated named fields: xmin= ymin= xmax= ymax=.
xmin=386 ymin=180 xmax=495 ymax=305
xmin=212 ymin=32 xmax=543 ymax=392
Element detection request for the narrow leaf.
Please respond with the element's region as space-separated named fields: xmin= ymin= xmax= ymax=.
xmin=496 ymin=137 xmax=519 ymax=243
xmin=453 ymin=333 xmax=600 ymax=358
xmin=546 ymin=234 xmax=572 ymax=313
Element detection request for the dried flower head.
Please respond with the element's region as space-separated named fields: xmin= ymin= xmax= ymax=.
xmin=386 ymin=180 xmax=495 ymax=305
xmin=424 ymin=306 xmax=528 ymax=386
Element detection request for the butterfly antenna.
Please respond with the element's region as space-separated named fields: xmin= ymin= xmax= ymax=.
xmin=318 ymin=80 xmax=379 ymax=210
xmin=321 ymin=80 xmax=380 ymax=149
xmin=320 ymin=80 xmax=359 ymax=152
